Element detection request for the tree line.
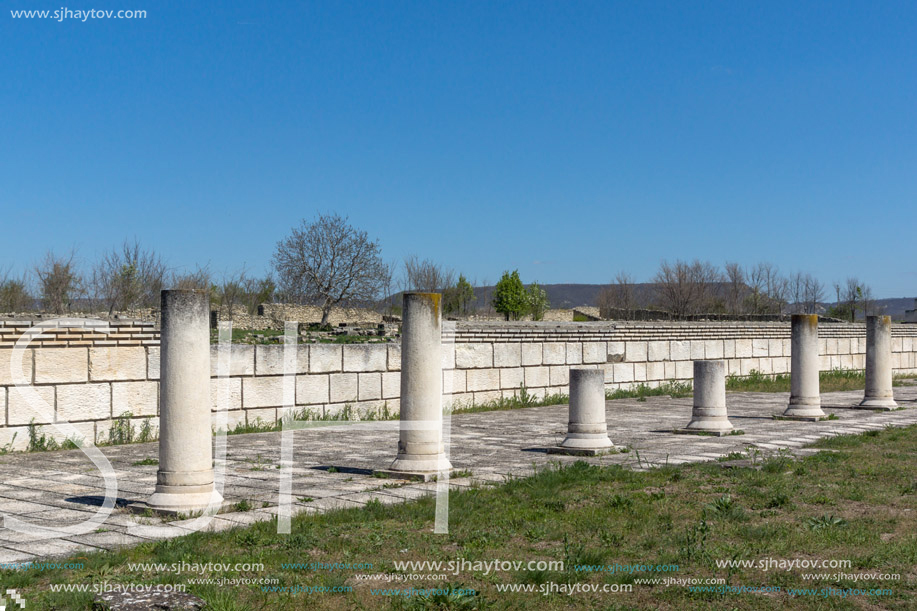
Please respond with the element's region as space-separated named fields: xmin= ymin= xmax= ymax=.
xmin=597 ymin=260 xmax=878 ymax=321
xmin=0 ymin=216 xmax=880 ymax=323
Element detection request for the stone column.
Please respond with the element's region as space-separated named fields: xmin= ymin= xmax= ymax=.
xmin=858 ymin=315 xmax=897 ymax=409
xmin=387 ymin=293 xmax=452 ymax=474
xmin=557 ymin=368 xmax=613 ymax=452
xmin=148 ymin=290 xmax=222 ymax=513
xmin=682 ymin=360 xmax=733 ymax=435
xmin=783 ymin=314 xmax=826 ymax=419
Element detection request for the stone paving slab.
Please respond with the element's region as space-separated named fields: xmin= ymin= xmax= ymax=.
xmin=1 ymin=386 xmax=916 ymax=561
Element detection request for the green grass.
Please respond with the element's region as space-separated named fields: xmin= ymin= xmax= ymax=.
xmin=727 ymin=368 xmax=916 ymax=394
xmin=7 ymin=424 xmax=917 ymax=609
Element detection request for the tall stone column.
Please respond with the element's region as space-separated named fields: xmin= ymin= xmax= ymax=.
xmin=387 ymin=293 xmax=452 ymax=475
xmin=148 ymin=290 xmax=222 ymax=513
xmin=858 ymin=315 xmax=897 ymax=409
xmin=681 ymin=360 xmax=733 ymax=435
xmin=555 ymin=368 xmax=613 ymax=453
xmin=783 ymin=314 xmax=826 ymax=420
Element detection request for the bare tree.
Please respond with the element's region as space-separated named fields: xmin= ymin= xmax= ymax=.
xmin=597 ymin=271 xmax=636 ymax=319
xmin=403 ymin=255 xmax=455 ymax=293
xmin=216 ymin=269 xmax=247 ymax=321
xmin=241 ymin=274 xmax=276 ymax=315
xmin=93 ymin=240 xmax=166 ymax=315
xmin=724 ymin=262 xmax=745 ymax=315
xmin=0 ymin=268 xmax=32 ymax=312
xmin=653 ymin=260 xmax=721 ymax=318
xmin=35 ymin=251 xmax=82 ymax=314
xmin=272 ymin=213 xmax=388 ymax=325
xmin=170 ymin=265 xmax=212 ymax=291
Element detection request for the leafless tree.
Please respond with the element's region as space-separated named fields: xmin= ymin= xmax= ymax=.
xmin=272 ymin=213 xmax=388 ymax=325
xmin=35 ymin=251 xmax=83 ymax=314
xmin=0 ymin=268 xmax=32 ymax=312
xmin=92 ymin=240 xmax=166 ymax=315
xmin=597 ymin=271 xmax=637 ymax=319
xmin=170 ymin=265 xmax=212 ymax=291
xmin=724 ymin=262 xmax=745 ymax=315
xmin=215 ymin=269 xmax=247 ymax=320
xmin=241 ymin=274 xmax=276 ymax=315
xmin=653 ymin=259 xmax=722 ymax=318
xmin=403 ymin=255 xmax=455 ymax=294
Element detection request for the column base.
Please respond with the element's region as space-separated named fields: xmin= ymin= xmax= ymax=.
xmin=679 ymin=417 xmax=734 ymax=436
xmin=381 ymin=454 xmax=453 ymax=481
xmin=147 ymin=486 xmax=223 ymax=515
xmin=856 ymin=397 xmax=898 ymax=410
xmin=783 ymin=403 xmax=825 ymax=420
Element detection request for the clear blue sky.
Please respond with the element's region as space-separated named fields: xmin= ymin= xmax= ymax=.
xmin=2 ymin=1 xmax=915 ymax=297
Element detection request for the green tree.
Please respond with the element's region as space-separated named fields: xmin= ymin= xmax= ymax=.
xmin=493 ymin=270 xmax=528 ymax=320
xmin=456 ymin=275 xmax=475 ymax=314
xmin=527 ymin=282 xmax=549 ymax=321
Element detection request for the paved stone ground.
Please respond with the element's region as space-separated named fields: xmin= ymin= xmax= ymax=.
xmin=1 ymin=386 xmax=916 ymax=562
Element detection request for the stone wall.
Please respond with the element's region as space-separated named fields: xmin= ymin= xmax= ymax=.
xmin=1 ymin=321 xmax=916 ymax=451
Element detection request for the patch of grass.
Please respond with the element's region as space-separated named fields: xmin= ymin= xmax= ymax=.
xmin=10 ymin=425 xmax=917 ymax=609
xmin=727 ymin=367 xmax=912 ymax=394
xmin=131 ymin=458 xmax=159 ymax=466
xmin=451 ymin=385 xmax=569 ymax=415
xmin=607 ymin=381 xmax=693 ymax=400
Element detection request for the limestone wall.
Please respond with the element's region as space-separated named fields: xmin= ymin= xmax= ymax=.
xmin=1 ymin=321 xmax=916 ymax=451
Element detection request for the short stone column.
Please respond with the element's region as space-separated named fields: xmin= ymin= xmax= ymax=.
xmin=858 ymin=315 xmax=897 ymax=409
xmin=148 ymin=290 xmax=223 ymax=513
xmin=680 ymin=360 xmax=733 ymax=435
xmin=552 ymin=368 xmax=614 ymax=454
xmin=386 ymin=293 xmax=452 ymax=476
xmin=783 ymin=314 xmax=826 ymax=420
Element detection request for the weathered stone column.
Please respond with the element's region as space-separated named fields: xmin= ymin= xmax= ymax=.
xmin=387 ymin=293 xmax=452 ymax=475
xmin=148 ymin=290 xmax=222 ymax=513
xmin=681 ymin=360 xmax=733 ymax=435
xmin=555 ymin=368 xmax=613 ymax=453
xmin=858 ymin=315 xmax=897 ymax=409
xmin=783 ymin=314 xmax=826 ymax=419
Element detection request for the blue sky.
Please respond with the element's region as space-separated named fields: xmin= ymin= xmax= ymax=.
xmin=2 ymin=1 xmax=915 ymax=296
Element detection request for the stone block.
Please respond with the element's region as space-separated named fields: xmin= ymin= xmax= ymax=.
xmin=565 ymin=343 xmax=583 ymax=365
xmin=466 ymin=369 xmax=500 ymax=392
xmin=493 ymin=343 xmax=521 ymax=367
xmin=210 ymin=376 xmax=242 ymax=411
xmin=499 ymin=367 xmax=524 ymax=390
xmin=669 ymin=341 xmax=690 ymax=361
xmin=89 ymin=347 xmax=147 ymax=381
xmin=309 ymin=345 xmax=343 ymax=373
xmin=455 ymin=343 xmax=493 ymax=369
xmin=625 ymin=341 xmax=647 ymax=362
xmin=242 ymin=376 xmax=284 ymax=408
xmin=358 ymin=373 xmax=382 ymax=401
xmin=768 ymin=339 xmax=783 ymax=357
xmin=704 ymin=340 xmax=724 ymax=360
xmin=387 ymin=344 xmax=402 ymax=371
xmin=445 ymin=369 xmax=465 ymax=394
xmin=752 ymin=339 xmax=769 ymax=357
xmin=34 ymin=348 xmax=88 ymax=384
xmin=381 ymin=372 xmax=401 ymax=399
xmin=524 ymin=366 xmax=550 ymax=388
xmin=255 ymin=345 xmax=309 ymax=375
xmin=734 ymin=339 xmax=753 ymax=358
xmin=647 ymin=341 xmax=669 ymax=362
xmin=210 ymin=345 xmax=254 ymax=377
xmin=582 ymin=342 xmax=606 ymax=364
xmin=549 ymin=365 xmax=569 ymax=386
xmin=740 ymin=358 xmax=760 ymax=376
xmin=633 ymin=362 xmax=647 ymax=382
xmin=646 ymin=361 xmax=665 ymax=381
xmin=0 ymin=348 xmax=32 ymax=385
xmin=723 ymin=340 xmax=735 ymax=359
xmin=542 ymin=343 xmax=565 ymax=365
xmin=343 ymin=345 xmax=387 ymax=372
xmin=607 ymin=342 xmax=625 ymax=362
xmin=521 ymin=343 xmax=543 ymax=366
xmin=613 ymin=363 xmax=634 ymax=383
xmin=147 ymin=346 xmax=160 ymax=380
xmin=329 ymin=373 xmax=358 ymax=403
xmin=690 ymin=341 xmax=706 ymax=360
xmin=112 ymin=381 xmax=158 ymax=417
xmin=57 ymin=382 xmax=110 ymax=421
xmin=296 ymin=374 xmax=329 ymax=405
xmin=8 ymin=385 xmax=55 ymax=425
xmin=675 ymin=361 xmax=693 ymax=379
